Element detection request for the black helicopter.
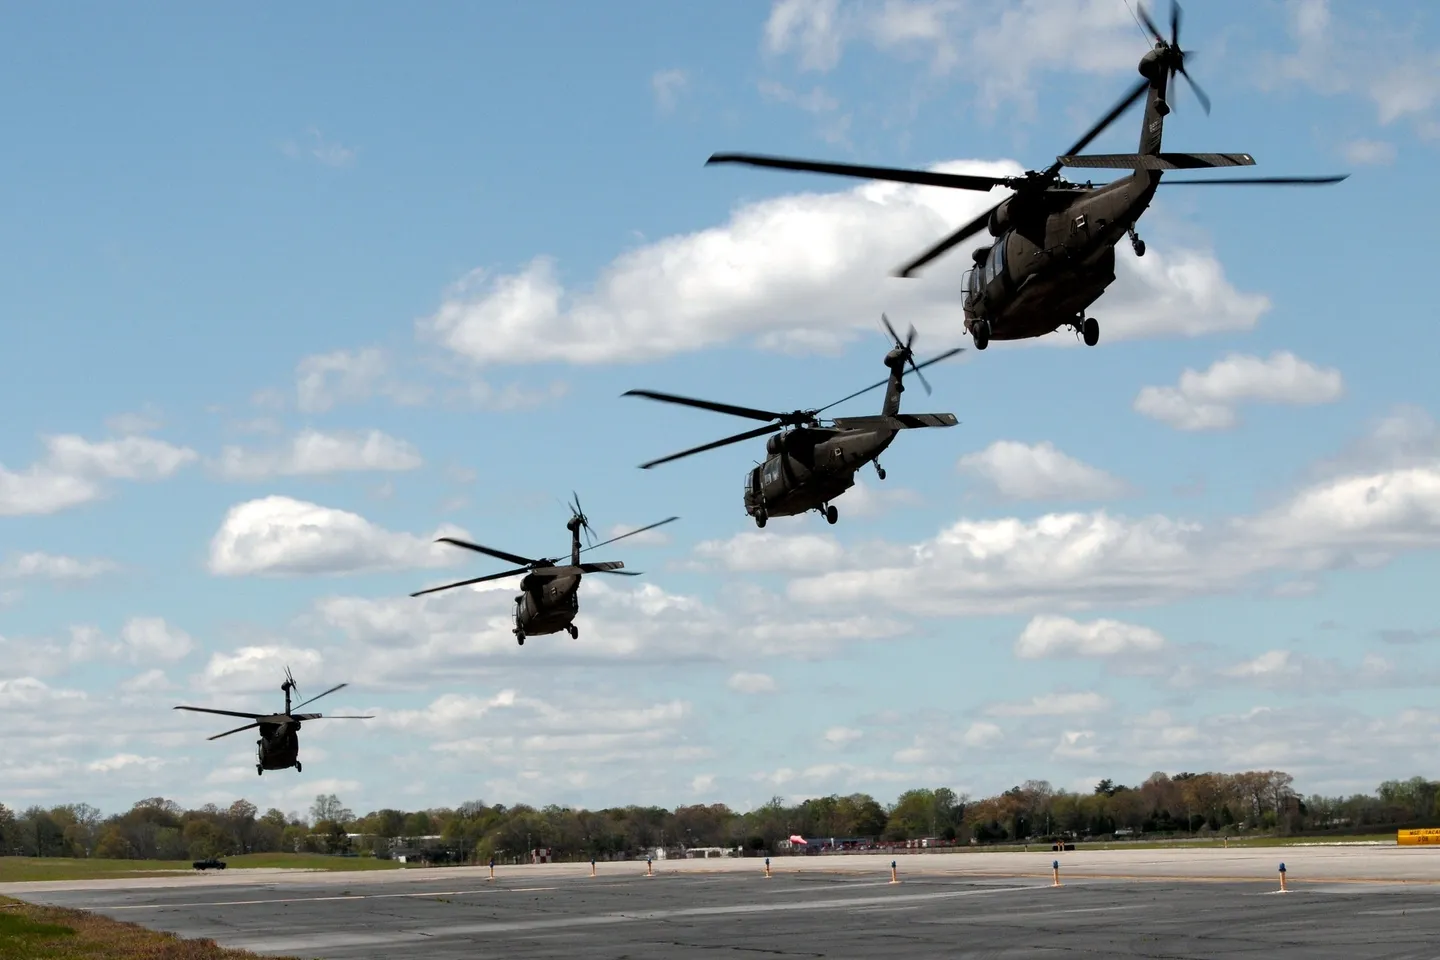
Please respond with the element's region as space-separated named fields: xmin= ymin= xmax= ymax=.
xmin=705 ymin=1 xmax=1346 ymax=351
xmin=410 ymin=493 xmax=678 ymax=645
xmin=627 ymin=316 xmax=961 ymax=527
xmin=174 ymin=668 xmax=371 ymax=776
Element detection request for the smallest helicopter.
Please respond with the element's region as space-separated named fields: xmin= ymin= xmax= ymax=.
xmin=174 ymin=668 xmax=372 ymax=776
xmin=410 ymin=493 xmax=678 ymax=646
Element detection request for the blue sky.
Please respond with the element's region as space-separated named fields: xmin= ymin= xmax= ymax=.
xmin=4 ymin=0 xmax=1440 ymax=820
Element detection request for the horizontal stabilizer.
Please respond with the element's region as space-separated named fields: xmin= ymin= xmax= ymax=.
xmin=833 ymin=413 xmax=958 ymax=431
xmin=1058 ymin=152 xmax=1256 ymax=170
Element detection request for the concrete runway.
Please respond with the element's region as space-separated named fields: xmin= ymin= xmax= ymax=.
xmin=8 ymin=848 xmax=1440 ymax=959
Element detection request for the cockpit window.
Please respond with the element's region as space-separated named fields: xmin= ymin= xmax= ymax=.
xmin=763 ymin=457 xmax=781 ymax=485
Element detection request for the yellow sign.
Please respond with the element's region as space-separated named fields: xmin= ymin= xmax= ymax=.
xmin=1397 ymin=829 xmax=1440 ymax=846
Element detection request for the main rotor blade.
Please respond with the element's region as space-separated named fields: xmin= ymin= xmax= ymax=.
xmin=1046 ymin=77 xmax=1151 ymax=177
xmin=207 ymin=721 xmax=262 ymax=741
xmin=622 ymin=389 xmax=788 ymax=424
xmin=1171 ymin=0 xmax=1181 ymax=49
xmin=292 ymin=682 xmax=346 ymax=712
xmin=1157 ymin=175 xmax=1349 ymax=185
xmin=410 ymin=565 xmax=534 ymax=597
xmin=814 ymin=347 xmax=966 ymax=415
xmin=707 ymin=153 xmax=1008 ymax=193
xmin=639 ymin=423 xmax=784 ymax=470
xmin=579 ymin=516 xmax=680 ymax=554
xmin=174 ymin=705 xmax=265 ymax=721
xmin=434 ymin=537 xmax=538 ymax=568
xmin=303 ymin=713 xmax=375 ymax=720
xmin=1138 ymin=2 xmax=1163 ymax=44
xmin=893 ymin=202 xmax=999 ymax=278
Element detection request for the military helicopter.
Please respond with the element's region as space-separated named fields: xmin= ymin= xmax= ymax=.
xmin=705 ymin=1 xmax=1347 ymax=351
xmin=409 ymin=493 xmax=678 ymax=646
xmin=626 ymin=316 xmax=961 ymax=527
xmin=174 ymin=668 xmax=371 ymax=776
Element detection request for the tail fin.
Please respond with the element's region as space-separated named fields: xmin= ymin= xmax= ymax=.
xmin=1137 ymin=53 xmax=1170 ymax=157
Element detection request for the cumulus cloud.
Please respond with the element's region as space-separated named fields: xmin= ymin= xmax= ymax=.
xmin=1134 ymin=352 xmax=1344 ymax=431
xmin=0 ymin=552 xmax=118 ymax=581
xmin=214 ymin=430 xmax=423 ymax=480
xmin=790 ymin=440 xmax=1440 ymax=616
xmin=0 ymin=433 xmax=197 ymax=516
xmin=415 ymin=161 xmax=1267 ymax=368
xmin=281 ymin=127 xmax=355 ymax=168
xmin=207 ymin=496 xmax=468 ymax=577
xmin=986 ymin=691 xmax=1111 ymax=717
xmin=762 ymin=0 xmax=1144 ymax=111
xmin=729 ymin=672 xmax=777 ymax=694
xmin=1342 ymin=138 xmax=1396 ymax=165
xmin=1266 ymin=0 xmax=1440 ymax=138
xmin=1014 ymin=615 xmax=1166 ymax=660
xmin=694 ymin=531 xmax=846 ymax=573
xmin=119 ymin=617 xmax=195 ymax=662
xmin=957 ymin=441 xmax=1128 ymax=501
xmin=823 ymin=726 xmax=862 ymax=744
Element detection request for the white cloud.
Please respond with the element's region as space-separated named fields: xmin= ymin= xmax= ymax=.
xmin=415 ymin=161 xmax=1267 ymax=368
xmin=764 ymin=0 xmax=1145 ymax=111
xmin=605 ymin=522 xmax=673 ymax=548
xmin=196 ymin=644 xmax=325 ymax=694
xmin=957 ymin=441 xmax=1128 ymax=501
xmin=0 ymin=552 xmax=118 ymax=581
xmin=729 ymin=672 xmax=777 ymax=694
xmin=986 ymin=691 xmax=1111 ymax=717
xmin=87 ymin=753 xmax=165 ymax=774
xmin=119 ymin=617 xmax=194 ymax=662
xmin=207 ymin=496 xmax=468 ymax=577
xmin=1014 ymin=615 xmax=1166 ymax=660
xmin=651 ymin=68 xmax=689 ymax=113
xmin=1341 ymin=138 xmax=1396 ymax=165
xmin=214 ymin=429 xmax=423 ymax=480
xmin=1134 ymin=352 xmax=1344 ymax=431
xmin=790 ymin=442 xmax=1440 ymax=616
xmin=0 ymin=433 xmax=197 ymax=516
xmin=281 ymin=127 xmax=355 ymax=167
xmin=1267 ymin=1 xmax=1440 ymax=137
xmin=694 ymin=531 xmax=845 ymax=573
xmin=106 ymin=406 xmax=163 ymax=434
xmin=294 ymin=348 xmax=416 ymax=413
xmin=823 ymin=726 xmax=862 ymax=744
xmin=963 ymin=721 xmax=1003 ymax=747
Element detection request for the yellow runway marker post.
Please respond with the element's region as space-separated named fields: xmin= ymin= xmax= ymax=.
xmin=764 ymin=857 xmax=772 ymax=879
xmin=590 ymin=859 xmax=596 ymax=879
xmin=646 ymin=857 xmax=654 ymax=878
xmin=488 ymin=858 xmax=495 ymax=882
xmin=1052 ymin=860 xmax=1061 ymax=887
xmin=889 ymin=860 xmax=899 ymax=885
xmin=1278 ymin=862 xmax=1288 ymax=893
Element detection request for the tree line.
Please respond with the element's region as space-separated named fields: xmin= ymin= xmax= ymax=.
xmin=2 ymin=770 xmax=1437 ymax=863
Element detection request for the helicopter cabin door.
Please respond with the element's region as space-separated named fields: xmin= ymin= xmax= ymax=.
xmin=761 ymin=455 xmax=783 ymax=496
xmin=983 ymin=232 xmax=1010 ymax=302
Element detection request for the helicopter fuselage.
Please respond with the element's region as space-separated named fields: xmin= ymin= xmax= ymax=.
xmin=962 ymin=170 xmax=1160 ymax=346
xmin=744 ymin=423 xmax=895 ymax=520
xmin=513 ymin=568 xmax=581 ymax=638
xmin=256 ymin=722 xmax=300 ymax=772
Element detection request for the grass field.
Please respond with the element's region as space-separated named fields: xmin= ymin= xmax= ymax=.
xmin=0 ymin=853 xmax=402 ymax=884
xmin=0 ymin=895 xmax=295 ymax=959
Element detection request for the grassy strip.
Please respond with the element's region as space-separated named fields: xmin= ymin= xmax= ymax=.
xmin=0 ymin=896 xmax=297 ymax=960
xmin=0 ymin=853 xmax=402 ymax=884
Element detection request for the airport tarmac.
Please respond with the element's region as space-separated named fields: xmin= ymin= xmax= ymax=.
xmin=8 ymin=848 xmax=1440 ymax=959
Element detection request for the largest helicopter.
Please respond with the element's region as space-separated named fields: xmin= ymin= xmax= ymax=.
xmin=705 ymin=1 xmax=1347 ymax=351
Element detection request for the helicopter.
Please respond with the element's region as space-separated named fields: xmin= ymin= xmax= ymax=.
xmin=704 ymin=1 xmax=1347 ymax=351
xmin=174 ymin=668 xmax=372 ymax=776
xmin=626 ymin=316 xmax=961 ymax=527
xmin=409 ymin=493 xmax=678 ymax=646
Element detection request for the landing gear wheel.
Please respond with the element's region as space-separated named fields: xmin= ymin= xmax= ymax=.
xmin=755 ymin=511 xmax=767 ymax=529
xmin=295 ymin=761 xmax=302 ymax=773
xmin=516 ymin=632 xmax=525 ymax=646
xmin=875 ymin=464 xmax=886 ymax=480
xmin=1133 ymin=239 xmax=1146 ymax=257
xmin=973 ymin=319 xmax=991 ymax=351
xmin=257 ymin=764 xmax=263 ymax=776
xmin=825 ymin=505 xmax=838 ymax=525
xmin=566 ymin=623 xmax=578 ymax=639
xmin=1082 ymin=317 xmax=1099 ymax=347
